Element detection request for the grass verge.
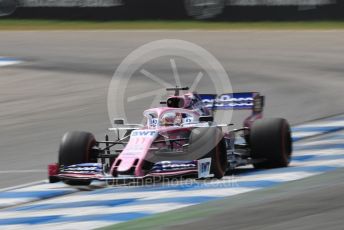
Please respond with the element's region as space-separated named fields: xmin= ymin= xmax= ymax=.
xmin=0 ymin=19 xmax=344 ymax=30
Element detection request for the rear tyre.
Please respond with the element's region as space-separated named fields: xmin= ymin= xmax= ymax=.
xmin=250 ymin=118 xmax=292 ymax=169
xmin=189 ymin=127 xmax=227 ymax=179
xmin=58 ymin=131 xmax=96 ymax=186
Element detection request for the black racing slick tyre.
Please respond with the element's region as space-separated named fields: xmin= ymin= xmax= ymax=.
xmin=189 ymin=127 xmax=227 ymax=179
xmin=58 ymin=131 xmax=96 ymax=166
xmin=58 ymin=131 xmax=96 ymax=186
xmin=250 ymin=118 xmax=292 ymax=169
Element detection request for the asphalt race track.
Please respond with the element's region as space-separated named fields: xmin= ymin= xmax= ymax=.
xmin=0 ymin=30 xmax=344 ymax=229
xmin=0 ymin=116 xmax=343 ymax=229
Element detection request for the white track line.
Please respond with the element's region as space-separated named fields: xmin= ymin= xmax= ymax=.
xmin=0 ymin=180 xmax=46 ymax=192
xmin=0 ymin=170 xmax=46 ymax=174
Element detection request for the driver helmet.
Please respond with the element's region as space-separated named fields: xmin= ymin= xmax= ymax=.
xmin=161 ymin=113 xmax=176 ymax=126
xmin=174 ymin=112 xmax=183 ymax=125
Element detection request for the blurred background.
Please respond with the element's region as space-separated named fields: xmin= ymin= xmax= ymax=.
xmin=1 ymin=0 xmax=344 ymax=20
xmin=0 ymin=1 xmax=344 ymax=229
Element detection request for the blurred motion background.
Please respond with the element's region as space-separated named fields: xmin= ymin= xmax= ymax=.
xmin=0 ymin=0 xmax=344 ymax=20
xmin=0 ymin=2 xmax=344 ymax=230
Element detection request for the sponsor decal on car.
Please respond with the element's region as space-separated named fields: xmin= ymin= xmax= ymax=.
xmin=151 ymin=160 xmax=197 ymax=173
xmin=197 ymin=158 xmax=213 ymax=178
xmin=131 ymin=130 xmax=158 ymax=137
xmin=200 ymin=93 xmax=255 ymax=110
xmin=62 ymin=163 xmax=103 ymax=174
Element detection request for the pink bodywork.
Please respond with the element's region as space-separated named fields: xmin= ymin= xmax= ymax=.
xmin=110 ymin=107 xmax=200 ymax=177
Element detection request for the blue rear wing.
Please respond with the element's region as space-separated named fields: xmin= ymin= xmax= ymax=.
xmin=199 ymin=92 xmax=264 ymax=113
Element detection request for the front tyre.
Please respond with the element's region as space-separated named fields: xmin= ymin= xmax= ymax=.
xmin=189 ymin=127 xmax=227 ymax=179
xmin=250 ymin=118 xmax=292 ymax=169
xmin=58 ymin=131 xmax=96 ymax=186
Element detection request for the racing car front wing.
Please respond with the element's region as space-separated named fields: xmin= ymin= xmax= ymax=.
xmin=48 ymin=158 xmax=213 ymax=185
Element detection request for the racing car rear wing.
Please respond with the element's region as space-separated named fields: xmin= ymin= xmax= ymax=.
xmin=199 ymin=92 xmax=265 ymax=127
xmin=199 ymin=92 xmax=264 ymax=113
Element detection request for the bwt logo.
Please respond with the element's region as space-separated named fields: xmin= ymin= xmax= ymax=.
xmin=131 ymin=130 xmax=157 ymax=137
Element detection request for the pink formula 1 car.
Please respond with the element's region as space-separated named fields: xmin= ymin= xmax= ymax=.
xmin=48 ymin=87 xmax=292 ymax=185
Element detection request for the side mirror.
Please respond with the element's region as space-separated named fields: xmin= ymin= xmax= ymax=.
xmin=114 ymin=119 xmax=124 ymax=125
xmin=199 ymin=116 xmax=214 ymax=122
